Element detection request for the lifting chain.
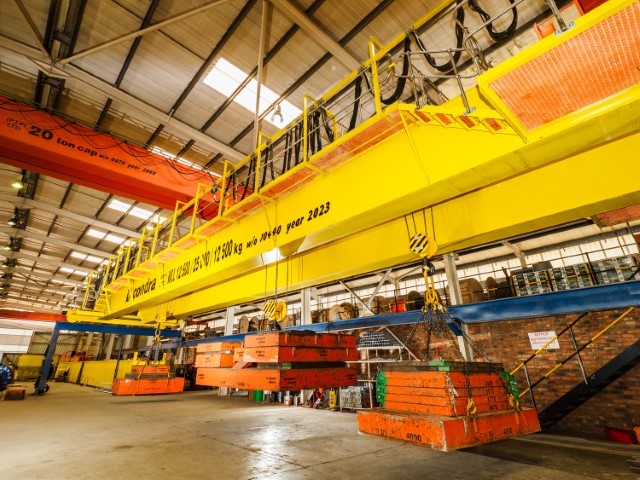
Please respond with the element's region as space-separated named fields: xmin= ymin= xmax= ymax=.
xmin=422 ymin=258 xmax=443 ymax=313
xmin=404 ymin=233 xmax=519 ymax=414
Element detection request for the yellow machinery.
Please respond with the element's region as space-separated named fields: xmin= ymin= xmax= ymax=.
xmin=69 ymin=0 xmax=640 ymax=327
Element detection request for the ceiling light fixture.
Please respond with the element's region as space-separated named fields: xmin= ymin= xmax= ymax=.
xmin=11 ymin=178 xmax=24 ymax=190
xmin=271 ymin=103 xmax=283 ymax=124
xmin=7 ymin=218 xmax=16 ymax=226
xmin=3 ymin=245 xmax=10 ymax=251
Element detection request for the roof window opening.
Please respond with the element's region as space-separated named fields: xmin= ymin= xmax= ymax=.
xmin=203 ymin=58 xmax=301 ymax=126
xmin=70 ymin=252 xmax=104 ymax=264
xmin=107 ymin=199 xmax=165 ymax=223
xmin=87 ymin=228 xmax=126 ymax=244
xmin=59 ymin=267 xmax=88 ymax=276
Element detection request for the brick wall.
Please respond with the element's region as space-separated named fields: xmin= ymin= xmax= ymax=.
xmin=387 ymin=308 xmax=640 ymax=437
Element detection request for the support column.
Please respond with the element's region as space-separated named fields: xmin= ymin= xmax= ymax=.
xmin=83 ymin=332 xmax=94 ymax=356
xmin=36 ymin=325 xmax=59 ymax=395
xmin=220 ymin=306 xmax=236 ymax=396
xmin=301 ymin=288 xmax=312 ymax=325
xmin=122 ymin=334 xmax=133 ymax=359
xmin=104 ymin=334 xmax=115 ymax=360
xmin=443 ymin=253 xmax=463 ymax=305
xmin=94 ymin=333 xmax=105 ymax=359
xmin=113 ymin=335 xmax=125 ymax=381
xmin=224 ymin=306 xmax=236 ymax=336
xmin=443 ymin=253 xmax=473 ymax=361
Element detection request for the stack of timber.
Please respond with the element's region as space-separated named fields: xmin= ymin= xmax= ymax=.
xmin=196 ymin=331 xmax=358 ymax=391
xmin=358 ymin=361 xmax=540 ymax=451
xmin=112 ymin=364 xmax=184 ymax=395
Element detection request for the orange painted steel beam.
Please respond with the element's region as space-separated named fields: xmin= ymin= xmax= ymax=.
xmin=195 ymin=352 xmax=236 ymax=368
xmin=195 ymin=366 xmax=357 ymax=391
xmin=0 ymin=96 xmax=204 ymax=209
xmin=384 ymin=399 xmax=513 ymax=417
xmin=357 ymin=408 xmax=540 ymax=451
xmin=131 ymin=364 xmax=170 ymax=375
xmin=196 ymin=341 xmax=242 ymax=353
xmin=244 ymin=331 xmax=357 ymax=349
xmin=382 ymin=371 xmax=505 ymax=389
xmin=233 ymin=348 xmax=244 ymax=362
xmin=242 ymin=346 xmax=358 ymax=363
xmin=384 ymin=385 xmax=507 ymax=398
xmin=384 ymin=391 xmax=511 ymax=406
xmin=0 ymin=309 xmax=66 ymax=322
xmin=112 ymin=377 xmax=185 ymax=395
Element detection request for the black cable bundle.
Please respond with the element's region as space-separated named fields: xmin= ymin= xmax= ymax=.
xmin=468 ymin=0 xmax=518 ymax=41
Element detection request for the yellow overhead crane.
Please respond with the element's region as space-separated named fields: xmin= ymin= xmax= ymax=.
xmin=69 ymin=0 xmax=640 ymax=327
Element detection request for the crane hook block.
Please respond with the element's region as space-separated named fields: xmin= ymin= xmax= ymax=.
xmin=264 ymin=299 xmax=288 ymax=320
xmin=409 ymin=233 xmax=437 ymax=258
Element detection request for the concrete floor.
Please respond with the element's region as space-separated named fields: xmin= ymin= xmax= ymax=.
xmin=1 ymin=384 xmax=638 ymax=479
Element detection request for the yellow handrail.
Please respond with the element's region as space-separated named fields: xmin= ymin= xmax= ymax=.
xmin=515 ymin=307 xmax=635 ymax=397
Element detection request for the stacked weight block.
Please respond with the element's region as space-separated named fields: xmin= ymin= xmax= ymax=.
xmin=358 ymin=361 xmax=540 ymax=451
xmin=196 ymin=331 xmax=358 ymax=391
xmin=112 ymin=364 xmax=185 ymax=395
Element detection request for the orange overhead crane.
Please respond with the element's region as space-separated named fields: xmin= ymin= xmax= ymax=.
xmin=0 ymin=309 xmax=66 ymax=322
xmin=67 ymin=0 xmax=640 ymax=327
xmin=0 ymin=96 xmax=207 ymax=210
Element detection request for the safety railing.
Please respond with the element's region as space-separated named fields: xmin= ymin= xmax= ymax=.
xmin=509 ymin=307 xmax=635 ymax=410
xmin=85 ymin=0 xmax=571 ymax=308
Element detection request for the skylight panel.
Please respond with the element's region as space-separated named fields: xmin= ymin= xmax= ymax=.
xmin=203 ymin=58 xmax=301 ymax=126
xmin=108 ymin=199 xmax=131 ymax=213
xmin=87 ymin=228 xmax=104 ymax=239
xmin=107 ymin=199 xmax=161 ymax=222
xmin=59 ymin=267 xmax=87 ymax=276
xmin=129 ymin=207 xmax=153 ymax=220
xmin=105 ymin=233 xmax=126 ymax=243
xmin=86 ymin=228 xmax=125 ymax=244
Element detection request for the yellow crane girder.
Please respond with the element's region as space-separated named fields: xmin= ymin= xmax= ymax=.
xmin=66 ymin=0 xmax=640 ymax=326
xmin=150 ymin=129 xmax=640 ymax=319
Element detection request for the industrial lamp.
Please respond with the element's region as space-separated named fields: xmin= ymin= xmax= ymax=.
xmin=5 ymin=237 xmax=22 ymax=252
xmin=271 ymin=103 xmax=283 ymax=124
xmin=11 ymin=178 xmax=24 ymax=190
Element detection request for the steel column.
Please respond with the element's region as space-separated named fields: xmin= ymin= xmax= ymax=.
xmin=444 ymin=252 xmax=473 ymax=360
xmin=301 ymin=288 xmax=312 ymax=325
xmin=36 ymin=326 xmax=59 ymax=395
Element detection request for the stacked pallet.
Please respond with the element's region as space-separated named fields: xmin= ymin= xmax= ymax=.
xmin=112 ymin=364 xmax=184 ymax=395
xmin=512 ymin=271 xmax=553 ymax=296
xmin=196 ymin=331 xmax=358 ymax=391
xmin=549 ymin=264 xmax=593 ymax=291
xmin=591 ymin=256 xmax=636 ymax=284
xmin=358 ymin=361 xmax=540 ymax=451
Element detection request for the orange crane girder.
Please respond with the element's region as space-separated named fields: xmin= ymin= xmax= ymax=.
xmin=0 ymin=96 xmax=204 ymax=210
